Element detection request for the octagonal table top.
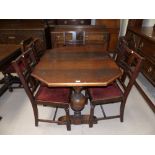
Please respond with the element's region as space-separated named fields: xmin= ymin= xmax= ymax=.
xmin=31 ymin=46 xmax=122 ymax=87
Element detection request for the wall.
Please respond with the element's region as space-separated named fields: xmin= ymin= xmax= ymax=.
xmin=119 ymin=19 xmax=155 ymax=36
xmin=142 ymin=19 xmax=155 ymax=27
xmin=91 ymin=19 xmax=96 ymax=25
xmin=91 ymin=19 xmax=155 ymax=37
xmin=119 ymin=19 xmax=128 ymax=36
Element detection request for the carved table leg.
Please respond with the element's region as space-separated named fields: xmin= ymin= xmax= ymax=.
xmin=58 ymin=87 xmax=97 ymax=125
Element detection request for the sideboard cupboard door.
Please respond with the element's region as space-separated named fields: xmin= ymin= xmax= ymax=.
xmin=85 ymin=32 xmax=109 ymax=49
xmin=50 ymin=25 xmax=110 ymax=49
xmin=51 ymin=32 xmax=65 ymax=48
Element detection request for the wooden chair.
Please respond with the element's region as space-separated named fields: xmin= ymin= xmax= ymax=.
xmin=12 ymin=49 xmax=71 ymax=131
xmin=87 ymin=44 xmax=143 ymax=127
xmin=112 ymin=36 xmax=128 ymax=59
xmin=33 ymin=38 xmax=45 ymax=58
xmin=20 ymin=37 xmax=34 ymax=52
xmin=20 ymin=37 xmax=41 ymax=62
xmin=24 ymin=38 xmax=45 ymax=63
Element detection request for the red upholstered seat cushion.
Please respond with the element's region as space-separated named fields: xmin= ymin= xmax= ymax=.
xmin=88 ymin=83 xmax=123 ymax=103
xmin=35 ymin=86 xmax=71 ymax=105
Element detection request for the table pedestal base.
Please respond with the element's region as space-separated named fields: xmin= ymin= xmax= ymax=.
xmin=58 ymin=115 xmax=97 ymax=125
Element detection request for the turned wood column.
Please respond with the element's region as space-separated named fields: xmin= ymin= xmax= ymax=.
xmin=70 ymin=87 xmax=87 ymax=123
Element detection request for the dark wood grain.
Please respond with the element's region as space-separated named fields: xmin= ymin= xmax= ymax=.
xmin=49 ymin=25 xmax=109 ymax=49
xmin=0 ymin=20 xmax=47 ymax=49
xmin=0 ymin=44 xmax=20 ymax=65
xmin=31 ymin=46 xmax=122 ymax=87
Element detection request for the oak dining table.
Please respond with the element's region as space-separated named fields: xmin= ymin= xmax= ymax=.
xmin=31 ymin=46 xmax=122 ymax=125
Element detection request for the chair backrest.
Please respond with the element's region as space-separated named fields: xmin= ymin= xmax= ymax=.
xmin=23 ymin=48 xmax=37 ymax=69
xmin=116 ymin=44 xmax=143 ymax=101
xmin=20 ymin=37 xmax=33 ymax=52
xmin=33 ymin=38 xmax=45 ymax=58
xmin=12 ymin=48 xmax=38 ymax=104
xmin=64 ymin=31 xmax=85 ymax=46
xmin=113 ymin=36 xmax=128 ymax=59
xmin=22 ymin=38 xmax=41 ymax=63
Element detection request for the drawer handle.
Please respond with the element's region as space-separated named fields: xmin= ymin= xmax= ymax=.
xmin=56 ymin=36 xmax=60 ymax=39
xmin=148 ymin=67 xmax=152 ymax=73
xmin=8 ymin=36 xmax=16 ymax=39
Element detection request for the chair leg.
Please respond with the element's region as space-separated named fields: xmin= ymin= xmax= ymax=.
xmin=120 ymin=101 xmax=125 ymax=122
xmin=9 ymin=87 xmax=13 ymax=92
xmin=35 ymin=119 xmax=38 ymax=126
xmin=3 ymin=73 xmax=13 ymax=92
xmin=85 ymin=89 xmax=89 ymax=105
xmin=89 ymin=104 xmax=95 ymax=128
xmin=35 ymin=110 xmax=39 ymax=127
xmin=65 ymin=108 xmax=71 ymax=131
xmin=32 ymin=104 xmax=39 ymax=126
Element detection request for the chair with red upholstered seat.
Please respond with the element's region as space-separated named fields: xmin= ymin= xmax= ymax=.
xmin=24 ymin=38 xmax=45 ymax=63
xmin=20 ymin=37 xmax=34 ymax=52
xmin=87 ymin=44 xmax=143 ymax=127
xmin=33 ymin=38 xmax=45 ymax=58
xmin=112 ymin=36 xmax=128 ymax=60
xmin=12 ymin=49 xmax=71 ymax=131
xmin=21 ymin=37 xmax=42 ymax=62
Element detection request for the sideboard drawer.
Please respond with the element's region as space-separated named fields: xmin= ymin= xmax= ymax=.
xmin=0 ymin=30 xmax=46 ymax=49
xmin=0 ymin=30 xmax=22 ymax=44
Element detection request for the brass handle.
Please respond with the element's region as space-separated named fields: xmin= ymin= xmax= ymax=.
xmin=148 ymin=67 xmax=152 ymax=73
xmin=8 ymin=36 xmax=16 ymax=39
xmin=56 ymin=36 xmax=60 ymax=40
